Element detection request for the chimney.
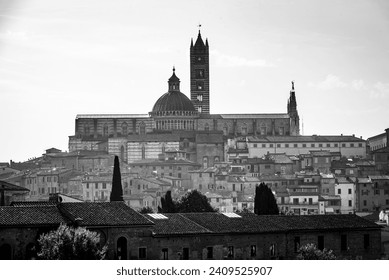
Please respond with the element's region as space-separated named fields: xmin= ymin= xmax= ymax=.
xmin=386 ymin=128 xmax=389 ymax=148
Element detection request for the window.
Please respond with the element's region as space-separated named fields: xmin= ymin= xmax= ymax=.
xmin=319 ymin=144 xmax=323 ymax=147
xmin=203 ymin=156 xmax=208 ymax=168
xmin=386 ymin=199 xmax=389 ymax=205
xmin=227 ymin=246 xmax=234 ymax=258
xmin=285 ymin=144 xmax=289 ymax=148
xmin=364 ymin=234 xmax=370 ymax=250
xmin=250 ymin=245 xmax=257 ymax=257
xmin=103 ymin=183 xmax=106 ymax=189
xmin=86 ymin=183 xmax=89 ymax=189
xmin=195 ymin=69 xmax=205 ymax=78
xmin=348 ymin=200 xmax=352 ymax=207
xmin=350 ymin=143 xmax=354 ymax=147
xmin=161 ymin=248 xmax=168 ymax=260
xmin=294 ymin=237 xmax=300 ymax=252
xmin=138 ymin=247 xmax=147 ymax=259
xmin=302 ymin=144 xmax=306 ymax=148
xmin=338 ymin=189 xmax=341 ymax=194
xmin=183 ymin=248 xmax=189 ymax=260
xmin=196 ymin=81 xmax=204 ymax=90
xmin=207 ymin=247 xmax=213 ymax=259
xmin=311 ymin=143 xmax=315 ymax=147
xmin=363 ymin=200 xmax=367 ymax=206
xmin=318 ymin=236 xmax=324 ymax=250
xmin=294 ymin=144 xmax=298 ymax=148
xmin=269 ymin=244 xmax=276 ymax=257
xmin=375 ymin=190 xmax=380 ymax=195
xmin=269 ymin=144 xmax=273 ymax=148
xmin=277 ymin=144 xmax=281 ymax=148
xmin=348 ymin=188 xmax=352 ymax=194
xmin=327 ymin=143 xmax=331 ymax=147
xmin=334 ymin=144 xmax=338 ymax=147
xmin=342 ymin=143 xmax=346 ymax=148
xmin=341 ymin=235 xmax=348 ymax=251
xmin=262 ymin=144 xmax=266 ymax=148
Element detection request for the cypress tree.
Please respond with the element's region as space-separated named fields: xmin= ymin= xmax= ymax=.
xmin=110 ymin=156 xmax=123 ymax=202
xmin=158 ymin=190 xmax=177 ymax=213
xmin=254 ymin=182 xmax=279 ymax=215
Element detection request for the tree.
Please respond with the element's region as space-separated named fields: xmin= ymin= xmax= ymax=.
xmin=37 ymin=224 xmax=107 ymax=260
xmin=139 ymin=206 xmax=154 ymax=214
xmin=296 ymin=243 xmax=336 ymax=260
xmin=158 ymin=190 xmax=177 ymax=213
xmin=254 ymin=183 xmax=279 ymax=215
xmin=110 ymin=155 xmax=123 ymax=201
xmin=176 ymin=190 xmax=216 ymax=213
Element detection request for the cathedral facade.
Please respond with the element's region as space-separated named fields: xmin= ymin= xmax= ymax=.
xmin=68 ymin=31 xmax=300 ymax=166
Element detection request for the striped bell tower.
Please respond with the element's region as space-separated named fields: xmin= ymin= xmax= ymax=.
xmin=190 ymin=29 xmax=210 ymax=114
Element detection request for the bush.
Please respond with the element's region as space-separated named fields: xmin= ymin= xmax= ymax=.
xmin=37 ymin=224 xmax=107 ymax=260
xmin=297 ymin=243 xmax=336 ymax=260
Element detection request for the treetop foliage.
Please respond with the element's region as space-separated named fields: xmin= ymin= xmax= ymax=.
xmin=38 ymin=224 xmax=107 ymax=260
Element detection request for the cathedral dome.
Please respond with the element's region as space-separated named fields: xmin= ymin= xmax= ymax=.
xmin=152 ymin=91 xmax=195 ymax=113
xmin=151 ymin=68 xmax=196 ymax=114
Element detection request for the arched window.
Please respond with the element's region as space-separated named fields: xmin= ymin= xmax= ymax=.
xmin=260 ymin=126 xmax=267 ymax=135
xmin=0 ymin=243 xmax=12 ymax=260
xmin=121 ymin=122 xmax=128 ymax=136
xmin=203 ymin=156 xmax=208 ymax=169
xmin=103 ymin=123 xmax=109 ymax=136
xmin=139 ymin=122 xmax=146 ymax=135
xmin=117 ymin=237 xmax=128 ymax=260
xmin=242 ymin=124 xmax=247 ymax=135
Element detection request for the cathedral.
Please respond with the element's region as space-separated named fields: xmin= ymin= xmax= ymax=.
xmin=68 ymin=30 xmax=300 ymax=166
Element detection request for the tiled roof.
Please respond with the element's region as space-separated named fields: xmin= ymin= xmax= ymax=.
xmin=0 ymin=180 xmax=29 ymax=192
xmin=76 ymin=114 xmax=149 ymax=119
xmin=0 ymin=205 xmax=68 ymax=226
xmin=58 ymin=202 xmax=154 ymax=227
xmin=270 ymin=215 xmax=381 ymax=231
xmin=147 ymin=213 xmax=211 ymax=235
xmin=248 ymin=135 xmax=365 ymax=143
xmin=220 ymin=114 xmax=289 ymax=119
xmin=181 ymin=213 xmax=285 ymax=234
xmin=288 ymin=192 xmax=319 ymax=197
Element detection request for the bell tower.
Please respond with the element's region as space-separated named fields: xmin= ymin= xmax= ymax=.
xmin=190 ymin=28 xmax=210 ymax=114
xmin=287 ymin=81 xmax=300 ymax=136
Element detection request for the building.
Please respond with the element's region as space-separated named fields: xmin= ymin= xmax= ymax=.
xmin=68 ymin=30 xmax=300 ymax=167
xmin=246 ymin=135 xmax=366 ymax=159
xmin=370 ymin=129 xmax=389 ymax=174
xmin=335 ymin=177 xmax=356 ymax=214
xmin=0 ymin=202 xmax=382 ymax=260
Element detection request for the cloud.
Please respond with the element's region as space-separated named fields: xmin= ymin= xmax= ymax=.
xmin=210 ymin=49 xmax=275 ymax=68
xmin=308 ymin=74 xmax=347 ymax=90
xmin=308 ymin=75 xmax=388 ymax=99
xmin=370 ymin=82 xmax=389 ymax=98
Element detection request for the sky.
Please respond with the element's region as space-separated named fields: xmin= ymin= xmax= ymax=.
xmin=0 ymin=0 xmax=388 ymax=162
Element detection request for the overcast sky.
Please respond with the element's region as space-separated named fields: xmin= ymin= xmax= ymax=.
xmin=1 ymin=0 xmax=388 ymax=162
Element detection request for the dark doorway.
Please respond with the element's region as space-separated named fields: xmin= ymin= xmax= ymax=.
xmin=117 ymin=237 xmax=128 ymax=260
xmin=0 ymin=244 xmax=12 ymax=260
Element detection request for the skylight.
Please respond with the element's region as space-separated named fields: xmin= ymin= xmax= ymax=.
xmin=222 ymin=212 xmax=241 ymax=218
xmin=148 ymin=213 xmax=168 ymax=219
